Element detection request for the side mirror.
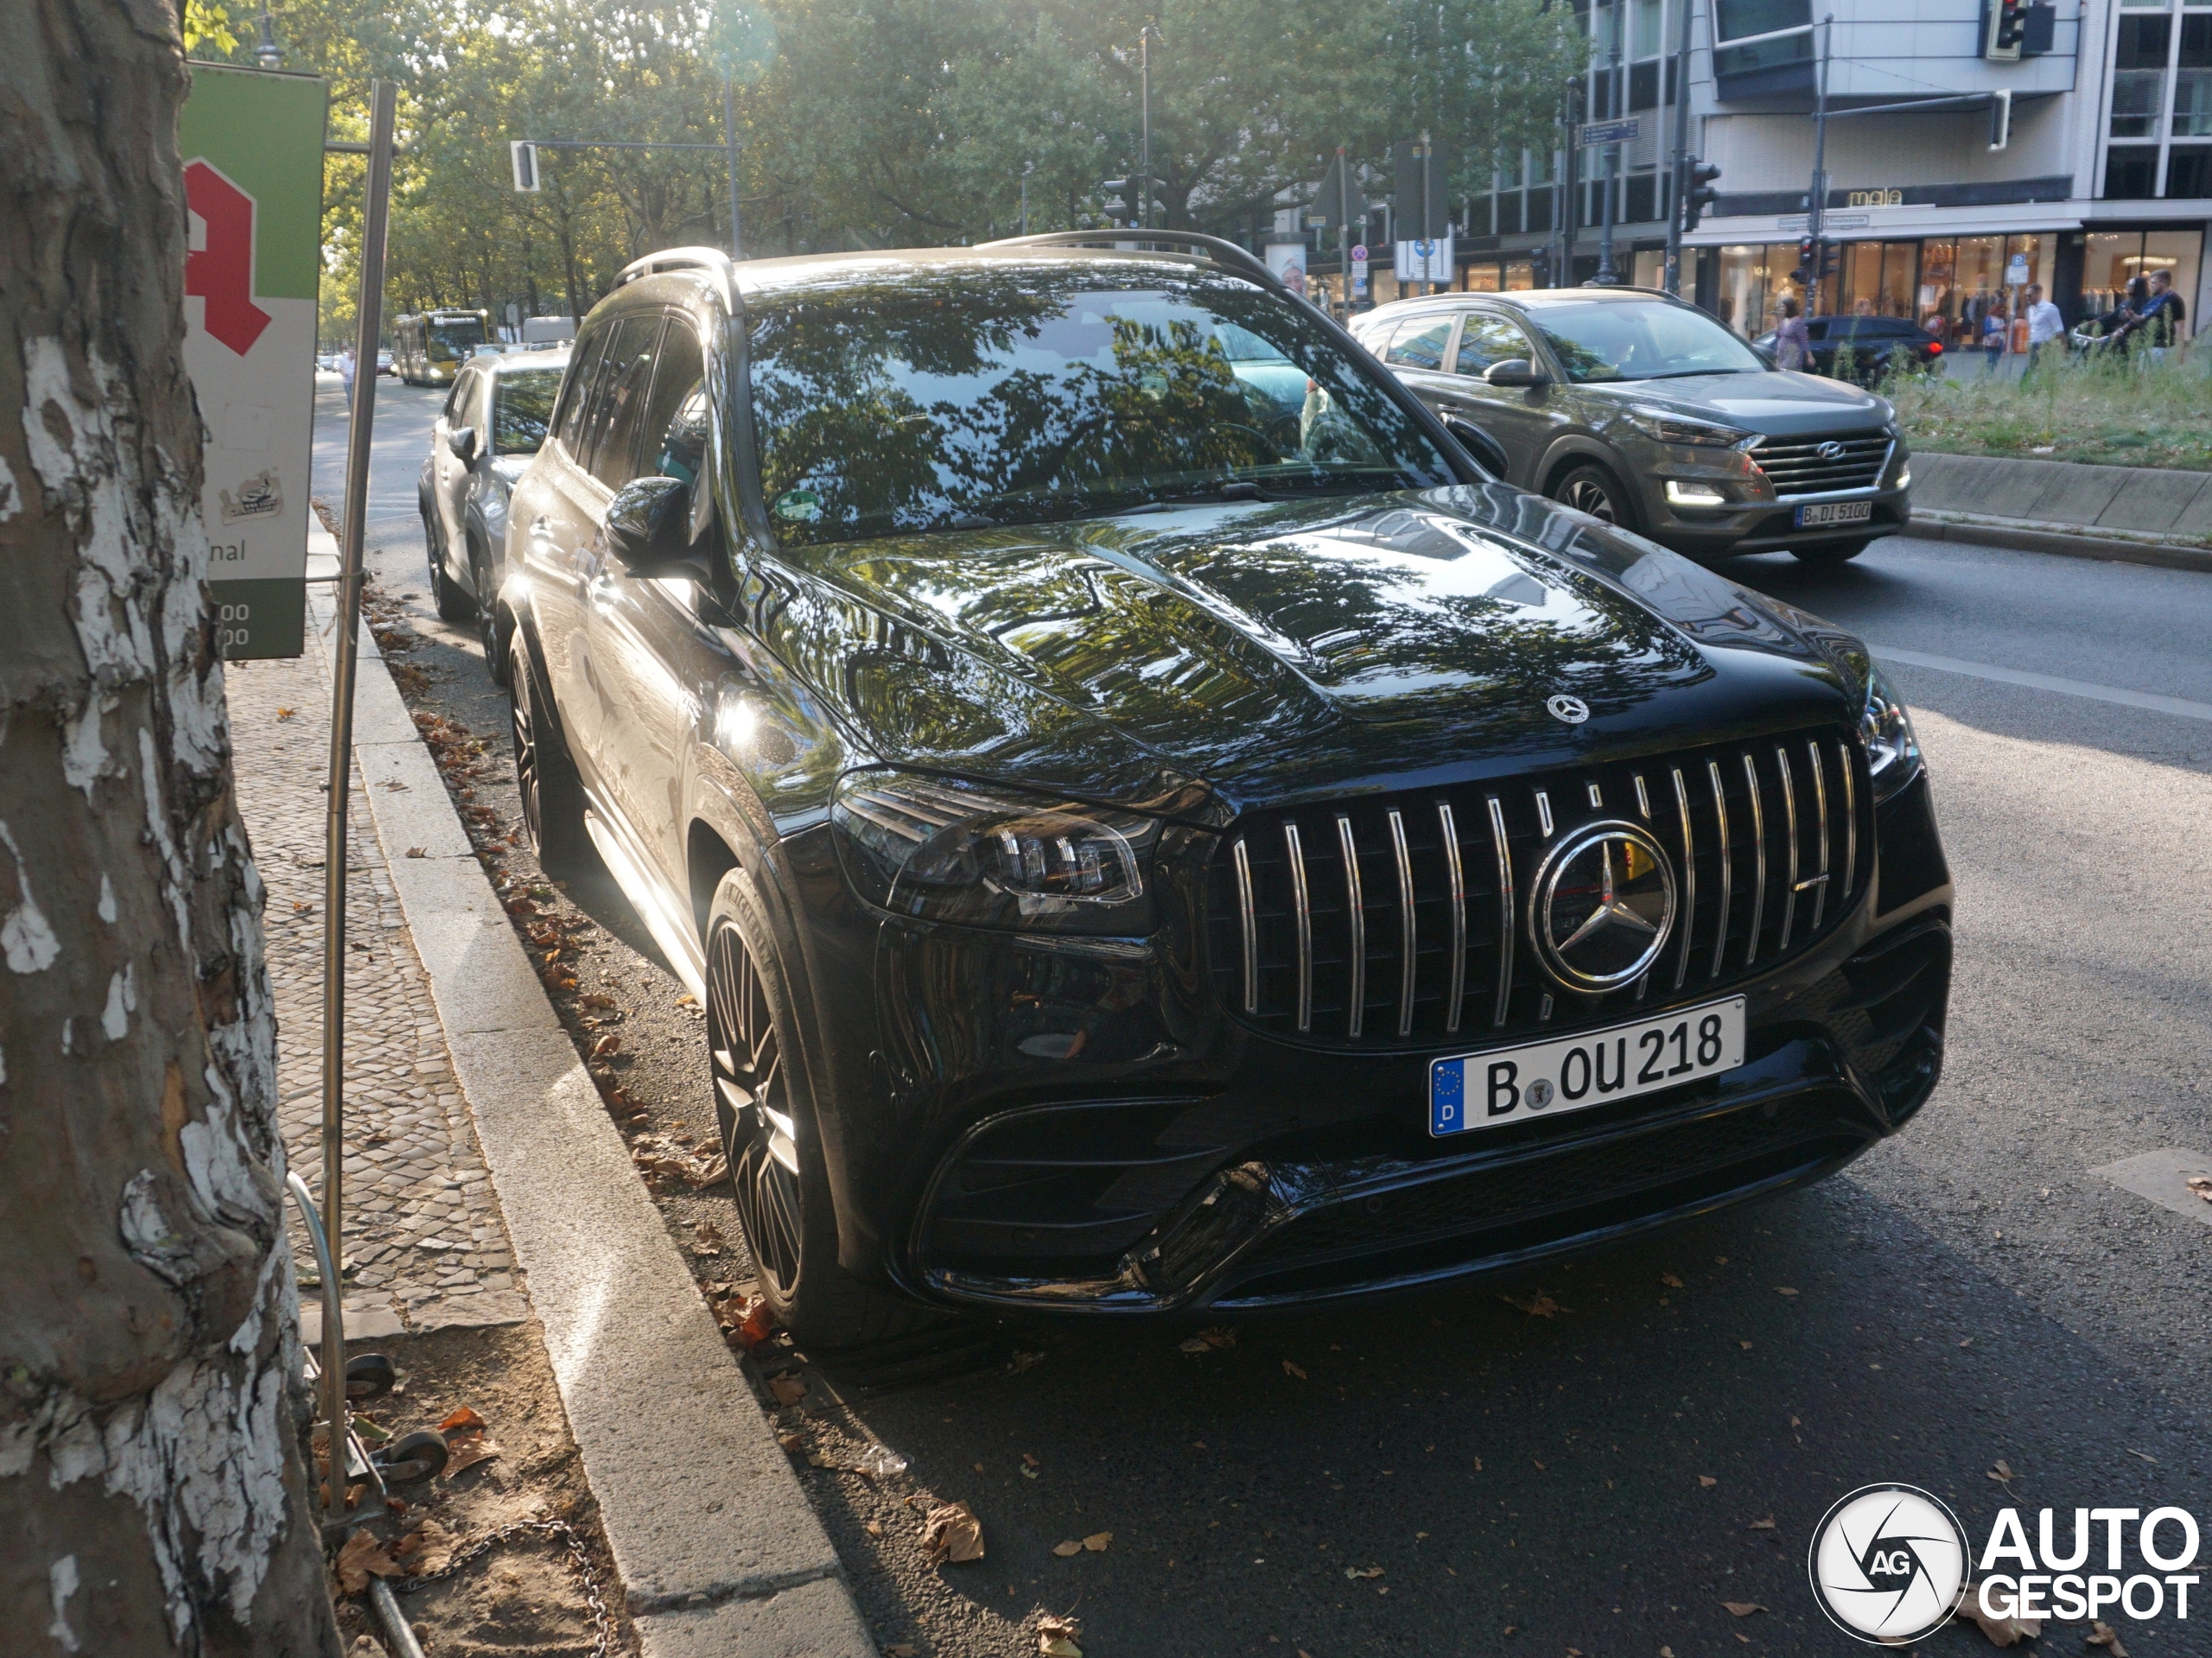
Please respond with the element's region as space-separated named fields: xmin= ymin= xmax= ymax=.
xmin=1484 ymin=359 xmax=1550 ymax=389
xmin=447 ymin=425 xmax=479 ymax=462
xmin=1442 ymin=417 xmax=1510 ymax=480
xmin=604 ymin=475 xmax=711 ymax=580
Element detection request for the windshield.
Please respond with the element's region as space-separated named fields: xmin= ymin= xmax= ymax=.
xmin=1523 ymin=300 xmax=1765 ymax=383
xmin=747 ymin=265 xmax=1455 ymax=545
xmin=429 ymin=317 xmax=485 ymax=360
xmin=492 ymin=367 xmax=563 ymax=455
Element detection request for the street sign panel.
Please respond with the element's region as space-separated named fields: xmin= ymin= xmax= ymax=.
xmin=1580 ymin=118 xmax=1641 ymax=147
xmin=180 ymin=63 xmax=327 ymax=660
xmin=1390 ymin=137 xmax=1455 ymax=242
xmin=1395 ymin=235 xmax=1454 ymax=283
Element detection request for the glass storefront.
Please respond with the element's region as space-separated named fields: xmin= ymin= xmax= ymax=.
xmin=2083 ymin=228 xmax=2203 ymax=315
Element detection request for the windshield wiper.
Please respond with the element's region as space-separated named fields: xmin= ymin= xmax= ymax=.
xmin=1635 ymin=368 xmax=1755 ymax=380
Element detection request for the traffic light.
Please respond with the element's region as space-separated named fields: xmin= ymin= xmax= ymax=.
xmin=510 ymin=141 xmax=540 ymax=193
xmin=1100 ymin=177 xmax=1141 ymax=227
xmin=1790 ymin=237 xmax=1815 ymax=286
xmin=1816 ymin=240 xmax=1840 ymax=283
xmin=1983 ymin=0 xmax=2027 ymax=60
xmin=1988 ymin=87 xmax=2013 ymax=150
xmin=1681 ymin=160 xmax=1721 ymax=232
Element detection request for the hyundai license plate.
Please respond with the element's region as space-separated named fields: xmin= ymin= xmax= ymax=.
xmin=1428 ymin=997 xmax=1746 ymax=1137
xmin=1795 ymin=499 xmax=1872 ymax=528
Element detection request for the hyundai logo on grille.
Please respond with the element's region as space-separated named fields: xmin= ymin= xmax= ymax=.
xmin=1529 ymin=822 xmax=1678 ymax=991
xmin=1816 ymin=440 xmax=1847 ymax=461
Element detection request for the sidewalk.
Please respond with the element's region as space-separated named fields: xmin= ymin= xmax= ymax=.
xmin=229 ymin=621 xmax=528 ymax=1341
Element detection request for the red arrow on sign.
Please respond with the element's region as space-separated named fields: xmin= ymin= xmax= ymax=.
xmin=185 ymin=160 xmax=272 ymax=357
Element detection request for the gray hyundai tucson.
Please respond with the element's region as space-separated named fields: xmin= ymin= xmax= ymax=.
xmin=1352 ymin=288 xmax=1913 ymax=565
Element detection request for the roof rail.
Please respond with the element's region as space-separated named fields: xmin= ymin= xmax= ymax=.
xmin=976 ymin=230 xmax=1284 ymax=296
xmin=613 ymin=245 xmax=741 ymax=309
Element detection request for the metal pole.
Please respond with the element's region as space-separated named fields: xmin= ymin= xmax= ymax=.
xmin=1021 ymin=161 xmax=1033 ymax=237
xmin=1563 ymin=84 xmax=1581 ymax=284
xmin=1665 ymin=0 xmax=1696 ymax=295
xmin=1139 ymin=29 xmax=1152 ymax=230
xmin=1809 ymin=13 xmax=1831 ymax=307
xmin=1420 ymin=131 xmax=1432 ymax=294
xmin=323 ymin=75 xmax=394 ymax=1530
xmin=724 ymin=78 xmax=742 ymax=259
xmin=1338 ymin=146 xmax=1353 ymax=321
xmin=1598 ymin=0 xmax=1622 ymax=283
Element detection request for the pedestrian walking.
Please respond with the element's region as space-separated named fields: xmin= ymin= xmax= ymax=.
xmin=338 ymin=343 xmax=356 ymax=407
xmin=1980 ymin=303 xmax=2007 ymax=372
xmin=1771 ymin=295 xmax=1811 ymax=372
xmin=2023 ymin=283 xmax=2063 ymax=373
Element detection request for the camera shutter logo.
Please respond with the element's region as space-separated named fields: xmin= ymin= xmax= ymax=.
xmin=1807 ymin=1483 xmax=1967 ymax=1644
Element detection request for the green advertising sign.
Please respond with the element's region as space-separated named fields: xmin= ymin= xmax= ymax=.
xmin=181 ymin=63 xmax=327 ymax=659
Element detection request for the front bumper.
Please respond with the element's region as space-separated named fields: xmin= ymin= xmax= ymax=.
xmin=1629 ymin=435 xmax=1914 ymax=560
xmin=807 ymin=772 xmax=1954 ymax=1316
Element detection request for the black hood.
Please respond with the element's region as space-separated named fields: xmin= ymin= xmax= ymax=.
xmin=763 ymin=482 xmax=1862 ymax=823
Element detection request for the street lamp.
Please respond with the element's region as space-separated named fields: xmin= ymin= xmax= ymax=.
xmin=255 ymin=2 xmax=282 ymax=69
xmin=1021 ymin=160 xmax=1033 ymax=237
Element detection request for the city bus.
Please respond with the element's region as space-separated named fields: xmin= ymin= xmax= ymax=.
xmin=392 ymin=309 xmax=491 ymax=386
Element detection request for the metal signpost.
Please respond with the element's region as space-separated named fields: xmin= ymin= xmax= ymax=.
xmin=513 ymin=133 xmax=746 ymax=258
xmin=180 ymin=64 xmax=328 ymax=660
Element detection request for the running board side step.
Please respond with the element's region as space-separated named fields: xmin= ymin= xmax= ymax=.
xmin=583 ymin=807 xmax=709 ymax=1003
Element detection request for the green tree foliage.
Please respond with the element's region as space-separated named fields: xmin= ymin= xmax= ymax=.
xmin=200 ymin=0 xmax=1585 ymax=345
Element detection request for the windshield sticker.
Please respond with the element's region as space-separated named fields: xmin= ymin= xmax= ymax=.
xmin=774 ymin=487 xmax=822 ymax=523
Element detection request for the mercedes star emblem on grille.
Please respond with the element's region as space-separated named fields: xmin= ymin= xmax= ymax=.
xmin=1546 ymin=694 xmax=1591 ymax=725
xmin=1815 ymin=440 xmax=1847 ymax=461
xmin=1529 ymin=822 xmax=1679 ymax=991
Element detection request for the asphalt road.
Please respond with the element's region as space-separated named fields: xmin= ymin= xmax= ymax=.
xmin=311 ymin=377 xmax=2212 ymax=1658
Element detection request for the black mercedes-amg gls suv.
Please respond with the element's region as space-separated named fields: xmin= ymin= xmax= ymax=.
xmin=500 ymin=233 xmax=1951 ymax=1346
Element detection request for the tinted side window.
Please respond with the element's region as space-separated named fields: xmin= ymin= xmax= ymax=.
xmin=443 ymin=367 xmax=476 ymax=422
xmin=637 ymin=324 xmax=708 ymax=490
xmin=554 ymin=327 xmax=610 ymax=456
xmin=1384 ymin=316 xmax=1455 ymax=371
xmin=1452 ymin=313 xmax=1535 ymax=377
xmin=492 ymin=367 xmax=565 ymax=456
xmin=583 ymin=314 xmax=664 ymax=489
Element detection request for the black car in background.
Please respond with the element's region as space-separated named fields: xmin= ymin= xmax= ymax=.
xmin=499 ymin=236 xmax=1952 ymax=1346
xmin=418 ymin=346 xmax=568 ymax=680
xmin=1750 ymin=314 xmax=1947 ymax=385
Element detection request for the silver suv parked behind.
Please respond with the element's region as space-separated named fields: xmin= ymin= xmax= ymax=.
xmin=1351 ymin=288 xmax=1912 ymax=565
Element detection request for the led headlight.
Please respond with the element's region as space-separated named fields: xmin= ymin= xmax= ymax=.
xmin=1859 ymin=660 xmax=1923 ymax=802
xmin=832 ymin=770 xmax=1160 ymax=934
xmin=1626 ymin=407 xmax=1754 ymax=448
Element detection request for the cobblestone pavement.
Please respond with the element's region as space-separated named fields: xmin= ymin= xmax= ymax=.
xmin=227 ymin=628 xmax=527 ymax=1337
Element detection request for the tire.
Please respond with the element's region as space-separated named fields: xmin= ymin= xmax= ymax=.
xmin=378 ymin=1430 xmax=448 ymax=1485
xmin=1549 ymin=461 xmax=1638 ymax=530
xmin=1789 ymin=537 xmax=1873 ymax=565
xmin=706 ymin=867 xmax=934 ymax=1350
xmin=471 ymin=537 xmax=510 ymax=686
xmin=507 ymin=629 xmax=594 ymax=878
xmin=429 ymin=517 xmax=475 ymax=622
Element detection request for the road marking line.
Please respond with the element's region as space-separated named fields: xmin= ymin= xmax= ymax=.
xmin=1870 ymin=644 xmax=2212 ymax=724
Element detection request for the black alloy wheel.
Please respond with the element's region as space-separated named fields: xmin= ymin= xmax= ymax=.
xmin=703 ymin=868 xmax=938 ymax=1349
xmin=1552 ymin=461 xmax=1635 ymax=529
xmin=506 ymin=632 xmax=592 ymax=877
xmin=709 ymin=917 xmax=803 ymax=1303
xmin=426 ymin=511 xmax=474 ymax=623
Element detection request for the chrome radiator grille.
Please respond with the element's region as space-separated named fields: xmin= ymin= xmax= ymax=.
xmin=1206 ymin=728 xmax=1870 ymax=1050
xmin=1749 ymin=432 xmax=1892 ymax=497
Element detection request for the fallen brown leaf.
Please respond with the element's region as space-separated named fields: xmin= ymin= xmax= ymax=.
xmin=1502 ymin=1292 xmax=1560 ymax=1318
xmin=1661 ymin=1273 xmax=1685 ymax=1288
xmin=920 ymin=1501 xmax=984 ymax=1566
xmin=1776 ymin=1286 xmax=1799 ymax=1297
xmin=867 ymin=1521 xmax=886 ymax=1538
xmin=443 ymin=1434 xmax=500 ymax=1476
xmin=1344 ymin=1565 xmax=1384 ymax=1580
xmin=1282 ymin=1360 xmax=1308 ymax=1379
xmin=1699 ymin=1476 xmax=1718 ymax=1488
xmin=1038 ymin=1614 xmax=1084 ymax=1658
xmin=692 ymin=1220 xmax=726 ymax=1255
xmin=437 ymin=1407 xmax=486 ymax=1435
xmin=768 ymin=1375 xmax=808 ymax=1407
xmin=1082 ymin=1531 xmax=1112 ymax=1553
xmin=1748 ymin=1515 xmax=1777 ymax=1530
xmin=777 ymin=1432 xmax=806 ymax=1451
xmin=2186 ymin=1173 xmax=2212 ymax=1203
xmin=1022 ymin=1452 xmax=1041 ymax=1469
xmin=1952 ymin=1585 xmax=2041 ymax=1648
xmin=334 ymin=1529 xmax=401 ymax=1594
xmin=404 ymin=846 xmax=427 ymax=859
xmin=2088 ymin=1620 xmax=2128 ymax=1656
xmin=592 ymin=1033 xmax=621 ymax=1057
xmin=1721 ymin=1601 xmax=1766 ymax=1617
xmin=1052 ymin=1540 xmax=1084 ymax=1558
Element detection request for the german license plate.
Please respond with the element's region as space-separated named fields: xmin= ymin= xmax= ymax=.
xmin=1428 ymin=997 xmax=1746 ymax=1137
xmin=1795 ymin=499 xmax=1872 ymax=528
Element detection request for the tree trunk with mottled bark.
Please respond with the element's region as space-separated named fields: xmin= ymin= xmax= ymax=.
xmin=0 ymin=3 xmax=342 ymax=1654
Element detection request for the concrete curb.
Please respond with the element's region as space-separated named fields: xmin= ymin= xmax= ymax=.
xmin=304 ymin=530 xmax=874 ymax=1658
xmin=1910 ymin=509 xmax=2212 ymax=575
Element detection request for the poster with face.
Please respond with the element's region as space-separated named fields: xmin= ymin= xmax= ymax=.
xmin=1265 ymin=241 xmax=1309 ymax=297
